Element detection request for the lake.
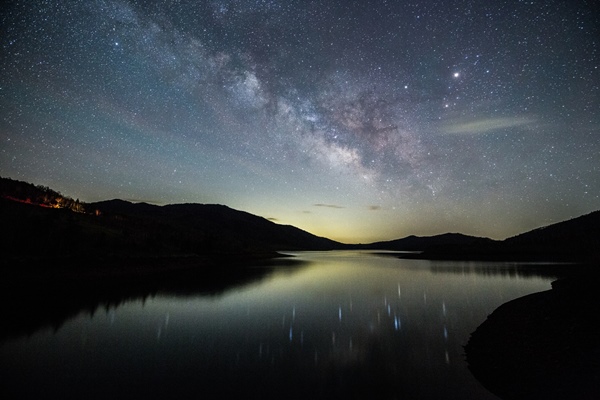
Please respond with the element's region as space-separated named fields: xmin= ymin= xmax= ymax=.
xmin=0 ymin=251 xmax=559 ymax=399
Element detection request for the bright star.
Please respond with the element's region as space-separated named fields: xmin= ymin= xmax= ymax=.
xmin=453 ymin=72 xmax=460 ymax=78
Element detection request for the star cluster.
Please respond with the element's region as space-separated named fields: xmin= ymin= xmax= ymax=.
xmin=1 ymin=0 xmax=598 ymax=242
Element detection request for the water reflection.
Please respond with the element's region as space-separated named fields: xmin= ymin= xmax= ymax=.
xmin=0 ymin=251 xmax=558 ymax=399
xmin=427 ymin=260 xmax=586 ymax=279
xmin=0 ymin=257 xmax=303 ymax=343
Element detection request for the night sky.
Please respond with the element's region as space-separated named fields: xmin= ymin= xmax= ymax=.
xmin=1 ymin=0 xmax=599 ymax=243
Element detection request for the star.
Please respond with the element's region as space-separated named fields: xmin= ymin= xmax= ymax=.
xmin=0 ymin=0 xmax=597 ymax=243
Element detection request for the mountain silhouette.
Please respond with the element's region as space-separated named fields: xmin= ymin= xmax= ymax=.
xmin=396 ymin=211 xmax=600 ymax=262
xmin=1 ymin=175 xmax=347 ymax=265
xmin=503 ymin=210 xmax=600 ymax=253
xmin=2 ymin=176 xmax=598 ymax=263
xmin=353 ymin=232 xmax=495 ymax=251
xmin=89 ymin=199 xmax=343 ymax=253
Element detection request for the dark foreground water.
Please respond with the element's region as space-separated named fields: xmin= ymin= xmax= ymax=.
xmin=0 ymin=251 xmax=558 ymax=399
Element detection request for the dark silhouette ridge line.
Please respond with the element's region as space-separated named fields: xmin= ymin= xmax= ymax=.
xmin=2 ymin=176 xmax=599 ymax=263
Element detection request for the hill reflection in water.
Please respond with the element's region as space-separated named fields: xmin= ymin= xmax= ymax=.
xmin=0 ymin=254 xmax=569 ymax=344
xmin=0 ymin=252 xmax=565 ymax=399
xmin=0 ymin=257 xmax=305 ymax=343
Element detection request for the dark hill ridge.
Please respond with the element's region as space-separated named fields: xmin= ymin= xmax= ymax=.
xmin=494 ymin=210 xmax=600 ymax=262
xmin=505 ymin=210 xmax=600 ymax=247
xmin=353 ymin=232 xmax=496 ymax=251
xmin=1 ymin=196 xmax=341 ymax=262
xmin=396 ymin=211 xmax=600 ymax=262
xmin=91 ymin=199 xmax=159 ymax=216
xmin=90 ymin=199 xmax=343 ymax=252
xmin=2 ymin=176 xmax=599 ymax=262
xmin=0 ymin=176 xmax=342 ymax=261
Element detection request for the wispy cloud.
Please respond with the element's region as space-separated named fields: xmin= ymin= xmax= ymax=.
xmin=314 ymin=203 xmax=345 ymax=209
xmin=441 ymin=116 xmax=536 ymax=135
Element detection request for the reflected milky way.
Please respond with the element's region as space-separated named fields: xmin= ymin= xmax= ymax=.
xmin=1 ymin=1 xmax=599 ymax=242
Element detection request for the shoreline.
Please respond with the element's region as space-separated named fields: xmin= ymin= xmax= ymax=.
xmin=465 ymin=273 xmax=600 ymax=399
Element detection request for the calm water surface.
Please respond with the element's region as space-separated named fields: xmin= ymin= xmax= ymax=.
xmin=0 ymin=251 xmax=556 ymax=399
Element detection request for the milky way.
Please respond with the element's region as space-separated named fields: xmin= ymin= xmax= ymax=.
xmin=1 ymin=0 xmax=599 ymax=242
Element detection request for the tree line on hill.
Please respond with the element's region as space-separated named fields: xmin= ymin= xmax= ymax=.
xmin=0 ymin=176 xmax=84 ymax=212
xmin=0 ymin=176 xmax=341 ymax=262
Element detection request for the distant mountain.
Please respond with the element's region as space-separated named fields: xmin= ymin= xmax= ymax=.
xmin=3 ymin=176 xmax=598 ymax=263
xmin=0 ymin=176 xmax=343 ymax=263
xmin=499 ymin=210 xmax=600 ymax=261
xmin=405 ymin=211 xmax=600 ymax=262
xmin=505 ymin=210 xmax=600 ymax=247
xmin=89 ymin=199 xmax=343 ymax=253
xmin=354 ymin=232 xmax=495 ymax=251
